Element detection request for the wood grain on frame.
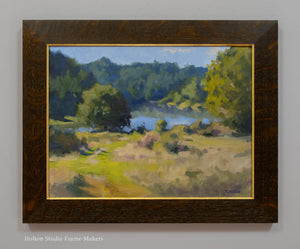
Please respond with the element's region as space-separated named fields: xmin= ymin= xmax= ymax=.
xmin=23 ymin=20 xmax=277 ymax=223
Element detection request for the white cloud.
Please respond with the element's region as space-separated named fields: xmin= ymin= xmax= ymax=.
xmin=162 ymin=47 xmax=193 ymax=54
xmin=206 ymin=47 xmax=225 ymax=57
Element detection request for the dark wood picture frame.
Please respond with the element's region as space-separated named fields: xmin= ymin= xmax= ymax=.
xmin=23 ymin=20 xmax=278 ymax=223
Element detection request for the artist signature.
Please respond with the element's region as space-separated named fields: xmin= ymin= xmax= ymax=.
xmin=224 ymin=189 xmax=240 ymax=194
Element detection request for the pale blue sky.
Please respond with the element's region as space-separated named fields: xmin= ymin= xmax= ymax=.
xmin=49 ymin=46 xmax=229 ymax=68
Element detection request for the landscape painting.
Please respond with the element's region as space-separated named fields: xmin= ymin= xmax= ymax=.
xmin=48 ymin=45 xmax=253 ymax=198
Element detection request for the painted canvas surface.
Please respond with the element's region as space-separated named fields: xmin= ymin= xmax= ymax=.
xmin=48 ymin=45 xmax=253 ymax=198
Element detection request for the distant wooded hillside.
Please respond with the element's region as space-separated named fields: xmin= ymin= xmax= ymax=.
xmin=49 ymin=51 xmax=208 ymax=120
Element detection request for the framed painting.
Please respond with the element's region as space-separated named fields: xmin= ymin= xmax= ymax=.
xmin=23 ymin=20 xmax=278 ymax=223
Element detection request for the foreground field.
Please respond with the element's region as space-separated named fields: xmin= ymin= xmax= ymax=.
xmin=49 ymin=123 xmax=252 ymax=198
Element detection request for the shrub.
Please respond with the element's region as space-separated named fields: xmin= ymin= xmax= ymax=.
xmin=164 ymin=141 xmax=189 ymax=154
xmin=191 ymin=121 xmax=233 ymax=137
xmin=136 ymin=123 xmax=146 ymax=134
xmin=155 ymin=120 xmax=168 ymax=132
xmin=169 ymin=133 xmax=178 ymax=139
xmin=49 ymin=126 xmax=81 ymax=155
xmin=183 ymin=126 xmax=194 ymax=135
xmin=189 ymin=119 xmax=211 ymax=133
xmin=202 ymin=122 xmax=232 ymax=137
xmin=138 ymin=134 xmax=160 ymax=150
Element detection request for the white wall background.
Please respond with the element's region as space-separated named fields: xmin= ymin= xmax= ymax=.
xmin=0 ymin=0 xmax=298 ymax=248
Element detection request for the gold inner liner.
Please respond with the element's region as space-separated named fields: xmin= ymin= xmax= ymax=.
xmin=46 ymin=44 xmax=255 ymax=200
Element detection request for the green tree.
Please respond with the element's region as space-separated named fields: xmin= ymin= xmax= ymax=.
xmin=49 ymin=52 xmax=97 ymax=120
xmin=158 ymin=76 xmax=207 ymax=111
xmin=203 ymin=47 xmax=252 ymax=133
xmin=50 ymin=69 xmax=87 ymax=99
xmin=156 ymin=120 xmax=168 ymax=132
xmin=77 ymin=83 xmax=131 ymax=130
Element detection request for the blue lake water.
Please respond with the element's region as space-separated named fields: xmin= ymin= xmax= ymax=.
xmin=75 ymin=112 xmax=212 ymax=133
xmin=76 ymin=127 xmax=93 ymax=132
xmin=130 ymin=116 xmax=211 ymax=131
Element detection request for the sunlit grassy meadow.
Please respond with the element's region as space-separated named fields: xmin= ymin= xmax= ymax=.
xmin=49 ymin=118 xmax=252 ymax=198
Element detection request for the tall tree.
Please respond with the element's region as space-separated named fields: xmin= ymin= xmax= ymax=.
xmin=49 ymin=51 xmax=97 ymax=120
xmin=203 ymin=47 xmax=252 ymax=133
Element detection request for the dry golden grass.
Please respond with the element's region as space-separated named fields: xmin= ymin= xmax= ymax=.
xmin=49 ymin=126 xmax=252 ymax=198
